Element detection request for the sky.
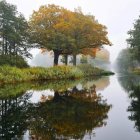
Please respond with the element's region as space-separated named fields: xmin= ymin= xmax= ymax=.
xmin=5 ymin=0 xmax=140 ymax=63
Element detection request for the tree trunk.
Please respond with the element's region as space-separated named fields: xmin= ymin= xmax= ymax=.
xmin=64 ymin=54 xmax=68 ymax=65
xmin=5 ymin=37 xmax=8 ymax=55
xmin=53 ymin=91 xmax=60 ymax=102
xmin=73 ymin=54 xmax=77 ymax=66
xmin=53 ymin=50 xmax=60 ymax=66
xmin=2 ymin=36 xmax=5 ymax=55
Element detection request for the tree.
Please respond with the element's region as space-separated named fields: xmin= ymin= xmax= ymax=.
xmin=127 ymin=15 xmax=140 ymax=62
xmin=0 ymin=0 xmax=31 ymax=60
xmin=116 ymin=48 xmax=136 ymax=73
xmin=70 ymin=10 xmax=111 ymax=65
xmin=29 ymin=5 xmax=75 ymax=65
xmin=29 ymin=4 xmax=111 ymax=66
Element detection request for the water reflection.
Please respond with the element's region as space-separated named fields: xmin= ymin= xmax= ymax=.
xmin=118 ymin=75 xmax=140 ymax=132
xmin=0 ymin=77 xmax=111 ymax=139
xmin=28 ymin=89 xmax=111 ymax=139
xmin=0 ymin=94 xmax=32 ymax=139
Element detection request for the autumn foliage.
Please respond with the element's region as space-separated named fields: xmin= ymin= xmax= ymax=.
xmin=29 ymin=4 xmax=111 ymax=65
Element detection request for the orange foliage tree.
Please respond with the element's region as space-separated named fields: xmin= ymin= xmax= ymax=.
xmin=29 ymin=5 xmax=111 ymax=66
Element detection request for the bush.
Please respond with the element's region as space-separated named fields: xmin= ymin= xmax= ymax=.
xmin=0 ymin=55 xmax=29 ymax=68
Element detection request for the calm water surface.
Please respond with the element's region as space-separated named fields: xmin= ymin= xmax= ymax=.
xmin=1 ymin=74 xmax=140 ymax=140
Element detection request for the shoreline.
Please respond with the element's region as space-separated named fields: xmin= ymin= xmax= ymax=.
xmin=0 ymin=65 xmax=114 ymax=85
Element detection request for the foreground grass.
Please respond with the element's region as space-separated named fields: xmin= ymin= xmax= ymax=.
xmin=0 ymin=65 xmax=114 ymax=85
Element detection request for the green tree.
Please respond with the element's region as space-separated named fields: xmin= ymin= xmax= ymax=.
xmin=127 ymin=15 xmax=140 ymax=62
xmin=116 ymin=48 xmax=135 ymax=73
xmin=0 ymin=0 xmax=31 ymax=60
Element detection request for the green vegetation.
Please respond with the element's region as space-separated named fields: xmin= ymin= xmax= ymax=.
xmin=0 ymin=0 xmax=31 ymax=59
xmin=77 ymin=64 xmax=114 ymax=76
xmin=0 ymin=55 xmax=29 ymax=68
xmin=116 ymin=48 xmax=134 ymax=73
xmin=117 ymin=15 xmax=140 ymax=73
xmin=0 ymin=65 xmax=114 ymax=85
xmin=0 ymin=1 xmax=113 ymax=86
xmin=127 ymin=15 xmax=140 ymax=63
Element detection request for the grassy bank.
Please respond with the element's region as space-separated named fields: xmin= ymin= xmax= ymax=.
xmin=0 ymin=65 xmax=114 ymax=85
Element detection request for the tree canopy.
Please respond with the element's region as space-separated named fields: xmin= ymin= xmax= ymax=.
xmin=29 ymin=4 xmax=111 ymax=65
xmin=127 ymin=15 xmax=140 ymax=62
xmin=0 ymin=0 xmax=31 ymax=59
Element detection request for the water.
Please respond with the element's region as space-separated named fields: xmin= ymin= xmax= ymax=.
xmin=0 ymin=74 xmax=140 ymax=140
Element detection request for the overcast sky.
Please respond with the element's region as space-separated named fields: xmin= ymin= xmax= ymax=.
xmin=6 ymin=0 xmax=140 ymax=62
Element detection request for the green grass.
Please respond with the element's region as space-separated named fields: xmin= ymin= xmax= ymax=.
xmin=77 ymin=64 xmax=114 ymax=76
xmin=0 ymin=65 xmax=114 ymax=85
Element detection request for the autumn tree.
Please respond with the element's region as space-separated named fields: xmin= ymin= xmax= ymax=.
xmin=28 ymin=88 xmax=111 ymax=139
xmin=29 ymin=4 xmax=111 ymax=66
xmin=29 ymin=5 xmax=75 ymax=65
xmin=70 ymin=9 xmax=111 ymax=65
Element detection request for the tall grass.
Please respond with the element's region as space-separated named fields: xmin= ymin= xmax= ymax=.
xmin=77 ymin=64 xmax=114 ymax=76
xmin=0 ymin=65 xmax=83 ymax=84
xmin=0 ymin=65 xmax=114 ymax=85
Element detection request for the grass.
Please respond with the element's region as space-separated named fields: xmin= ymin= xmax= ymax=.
xmin=77 ymin=64 xmax=114 ymax=76
xmin=0 ymin=65 xmax=114 ymax=85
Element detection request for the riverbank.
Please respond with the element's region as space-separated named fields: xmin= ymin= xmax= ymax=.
xmin=0 ymin=65 xmax=114 ymax=85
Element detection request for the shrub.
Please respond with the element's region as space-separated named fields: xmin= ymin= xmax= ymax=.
xmin=0 ymin=55 xmax=29 ymax=68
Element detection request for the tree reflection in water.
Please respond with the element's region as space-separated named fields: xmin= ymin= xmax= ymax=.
xmin=118 ymin=75 xmax=140 ymax=132
xmin=128 ymin=84 xmax=140 ymax=132
xmin=28 ymin=85 xmax=111 ymax=140
xmin=0 ymin=93 xmax=32 ymax=139
xmin=0 ymin=77 xmax=111 ymax=139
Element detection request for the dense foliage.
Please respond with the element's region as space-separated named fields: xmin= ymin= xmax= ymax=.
xmin=0 ymin=0 xmax=31 ymax=58
xmin=117 ymin=15 xmax=140 ymax=73
xmin=126 ymin=15 xmax=140 ymax=68
xmin=0 ymin=55 xmax=29 ymax=68
xmin=29 ymin=4 xmax=111 ymax=65
xmin=116 ymin=49 xmax=134 ymax=73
